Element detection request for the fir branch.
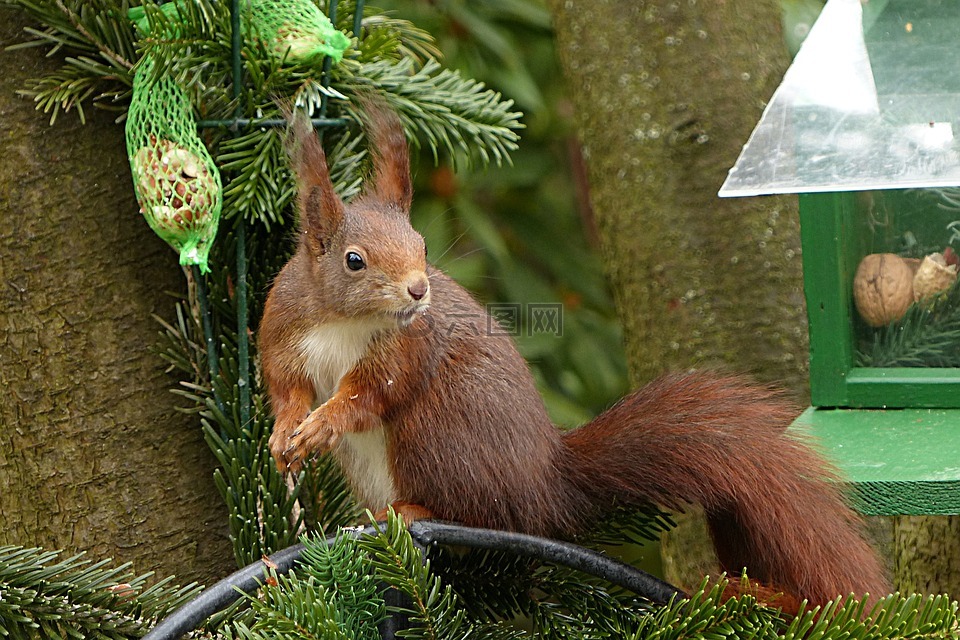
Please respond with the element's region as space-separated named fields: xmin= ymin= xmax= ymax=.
xmin=218 ymin=116 xmax=366 ymax=228
xmin=340 ymin=57 xmax=523 ymax=168
xmin=296 ymin=532 xmax=385 ymax=637
xmin=134 ymin=0 xmax=235 ymax=93
xmin=166 ymin=232 xmax=304 ymax=567
xmin=583 ymin=506 xmax=676 ymax=548
xmin=204 ymin=410 xmax=303 ymax=567
xmin=430 ymin=547 xmax=536 ymax=624
xmin=783 ymin=592 xmax=959 ymax=640
xmin=242 ymin=570 xmax=357 ymax=640
xmin=7 ymin=0 xmax=106 ymax=57
xmin=17 ymin=54 xmax=132 ymax=123
xmin=218 ymin=126 xmax=293 ymax=229
xmin=21 ymin=62 xmax=100 ymax=124
xmin=7 ymin=0 xmax=137 ymax=121
xmin=52 ymin=0 xmax=134 ymax=70
xmin=859 ymin=278 xmax=960 ymax=367
xmin=352 ymin=11 xmax=442 ymax=64
xmin=528 ymin=565 xmax=651 ymax=640
xmin=155 ymin=302 xmax=207 ymax=394
xmin=0 ymin=546 xmax=200 ymax=639
xmin=432 ymin=542 xmax=654 ymax=640
xmin=298 ymin=454 xmax=362 ymax=536
xmin=629 ymin=578 xmax=778 ymax=640
xmin=359 ymin=512 xmax=526 ymax=640
xmin=219 ymin=533 xmax=385 ymax=640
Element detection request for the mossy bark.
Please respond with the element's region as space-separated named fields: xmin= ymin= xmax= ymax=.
xmin=547 ymin=0 xmax=808 ymax=589
xmin=894 ymin=516 xmax=960 ymax=598
xmin=0 ymin=10 xmax=232 ymax=586
xmin=547 ymin=0 xmax=807 ymax=392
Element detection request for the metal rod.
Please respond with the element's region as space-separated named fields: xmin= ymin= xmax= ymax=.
xmin=318 ymin=0 xmax=338 ymax=118
xmin=196 ymin=116 xmax=348 ymax=130
xmin=193 ymin=264 xmax=225 ymax=416
xmin=230 ymin=0 xmax=241 ymax=104
xmin=235 ymin=224 xmax=251 ymax=428
xmin=353 ymin=0 xmax=365 ymax=38
xmin=230 ymin=0 xmax=250 ymax=430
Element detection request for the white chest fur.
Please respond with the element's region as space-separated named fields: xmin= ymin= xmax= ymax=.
xmin=297 ymin=320 xmax=397 ymax=509
xmin=298 ymin=320 xmax=388 ymax=401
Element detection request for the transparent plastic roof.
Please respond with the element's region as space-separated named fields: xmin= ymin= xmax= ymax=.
xmin=720 ymin=0 xmax=960 ymax=197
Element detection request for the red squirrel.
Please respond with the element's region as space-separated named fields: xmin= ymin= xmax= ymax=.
xmin=258 ymin=106 xmax=890 ymax=609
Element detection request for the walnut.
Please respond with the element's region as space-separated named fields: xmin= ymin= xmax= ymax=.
xmin=853 ymin=253 xmax=915 ymax=327
xmin=913 ymin=252 xmax=958 ymax=302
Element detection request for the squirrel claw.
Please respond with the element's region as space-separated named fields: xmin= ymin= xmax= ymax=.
xmin=268 ymin=406 xmax=345 ymax=474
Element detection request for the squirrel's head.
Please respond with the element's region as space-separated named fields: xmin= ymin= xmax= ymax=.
xmin=289 ymin=104 xmax=430 ymax=327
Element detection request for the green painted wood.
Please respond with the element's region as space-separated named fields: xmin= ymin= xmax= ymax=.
xmin=800 ymin=191 xmax=960 ymax=409
xmin=845 ymin=368 xmax=960 ymax=408
xmin=793 ymin=406 xmax=960 ymax=515
xmin=799 ymin=192 xmax=856 ymax=406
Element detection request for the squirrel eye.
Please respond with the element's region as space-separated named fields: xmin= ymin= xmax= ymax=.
xmin=345 ymin=251 xmax=366 ymax=271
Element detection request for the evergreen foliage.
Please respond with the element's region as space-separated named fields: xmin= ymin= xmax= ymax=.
xmin=4 ymin=0 xmax=522 ymax=603
xmin=215 ymin=514 xmax=960 ymax=639
xmin=0 ymin=545 xmax=200 ymax=639
xmin=5 ymin=0 xmax=960 ymax=638
xmin=858 ymin=277 xmax=960 ymax=367
xmin=5 ymin=522 xmax=960 ymax=638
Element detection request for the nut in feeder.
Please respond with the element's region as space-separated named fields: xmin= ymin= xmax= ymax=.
xmin=720 ymin=0 xmax=960 ymax=407
xmin=913 ymin=251 xmax=959 ymax=302
xmin=853 ymin=253 xmax=915 ymax=327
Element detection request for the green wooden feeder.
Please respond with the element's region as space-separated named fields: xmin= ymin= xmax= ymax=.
xmin=721 ymin=0 xmax=960 ymax=516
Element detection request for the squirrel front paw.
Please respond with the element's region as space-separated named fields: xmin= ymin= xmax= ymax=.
xmin=272 ymin=404 xmax=343 ymax=474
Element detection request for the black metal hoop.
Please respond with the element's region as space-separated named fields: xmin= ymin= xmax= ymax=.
xmin=143 ymin=520 xmax=685 ymax=640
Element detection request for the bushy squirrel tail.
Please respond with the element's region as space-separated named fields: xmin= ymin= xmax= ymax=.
xmin=561 ymin=371 xmax=889 ymax=607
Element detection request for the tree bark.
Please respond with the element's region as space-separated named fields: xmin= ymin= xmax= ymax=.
xmin=0 ymin=10 xmax=233 ymax=586
xmin=894 ymin=516 xmax=960 ymax=598
xmin=547 ymin=0 xmax=808 ymax=588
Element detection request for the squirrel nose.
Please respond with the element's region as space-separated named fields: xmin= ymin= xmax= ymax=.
xmin=407 ymin=278 xmax=429 ymax=301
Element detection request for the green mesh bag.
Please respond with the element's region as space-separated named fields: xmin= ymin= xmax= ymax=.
xmin=125 ymin=7 xmax=222 ymax=273
xmin=249 ymin=0 xmax=351 ymax=64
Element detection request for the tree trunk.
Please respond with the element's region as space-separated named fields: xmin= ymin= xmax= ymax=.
xmin=894 ymin=516 xmax=960 ymax=598
xmin=547 ymin=0 xmax=809 ymax=589
xmin=0 ymin=11 xmax=233 ymax=586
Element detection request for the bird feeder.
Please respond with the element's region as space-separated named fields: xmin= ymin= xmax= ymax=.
xmin=721 ymin=0 xmax=960 ymax=515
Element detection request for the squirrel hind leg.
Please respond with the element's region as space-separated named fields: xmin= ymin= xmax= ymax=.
xmin=716 ymin=578 xmax=805 ymax=618
xmin=374 ymin=501 xmax=436 ymax=525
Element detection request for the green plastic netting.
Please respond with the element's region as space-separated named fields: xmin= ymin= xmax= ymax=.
xmin=248 ymin=0 xmax=351 ymax=63
xmin=123 ymin=0 xmax=350 ymax=271
xmin=125 ymin=6 xmax=222 ymax=273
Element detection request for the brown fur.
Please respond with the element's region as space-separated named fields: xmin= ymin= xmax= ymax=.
xmin=259 ymin=105 xmax=890 ymax=610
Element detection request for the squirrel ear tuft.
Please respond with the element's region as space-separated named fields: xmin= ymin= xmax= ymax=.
xmin=361 ymin=100 xmax=413 ymax=215
xmin=287 ymin=111 xmax=345 ymax=254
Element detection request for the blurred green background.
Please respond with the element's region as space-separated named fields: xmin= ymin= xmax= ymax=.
xmin=372 ymin=0 xmax=631 ymax=428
